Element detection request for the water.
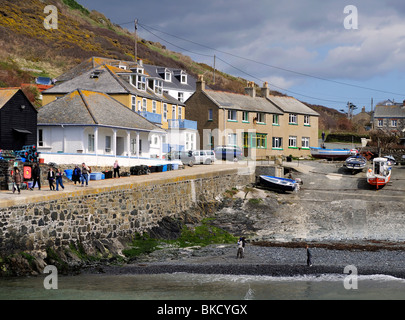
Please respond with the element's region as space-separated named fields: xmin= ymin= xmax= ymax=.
xmin=1 ymin=273 xmax=405 ymax=300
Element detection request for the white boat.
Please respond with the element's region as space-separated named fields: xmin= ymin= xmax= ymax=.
xmin=310 ymin=147 xmax=352 ymax=160
xmin=367 ymin=157 xmax=392 ymax=189
xmin=259 ymin=175 xmax=297 ymax=192
xmin=345 ymin=154 xmax=367 ymax=171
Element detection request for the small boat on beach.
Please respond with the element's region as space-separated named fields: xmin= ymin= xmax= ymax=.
xmin=310 ymin=147 xmax=353 ymax=160
xmin=344 ymin=154 xmax=367 ymax=171
xmin=367 ymin=157 xmax=392 ymax=189
xmin=258 ymin=175 xmax=297 ymax=192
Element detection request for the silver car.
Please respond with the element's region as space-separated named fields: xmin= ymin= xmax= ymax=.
xmin=192 ymin=150 xmax=216 ymax=164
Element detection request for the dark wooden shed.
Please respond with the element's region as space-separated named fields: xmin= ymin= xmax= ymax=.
xmin=0 ymin=88 xmax=38 ymax=151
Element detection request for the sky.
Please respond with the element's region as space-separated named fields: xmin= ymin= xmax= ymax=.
xmin=79 ymin=0 xmax=405 ymax=113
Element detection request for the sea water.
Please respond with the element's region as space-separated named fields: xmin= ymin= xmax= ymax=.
xmin=0 ymin=273 xmax=405 ymax=300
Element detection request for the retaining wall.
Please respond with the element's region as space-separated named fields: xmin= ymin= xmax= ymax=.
xmin=0 ymin=166 xmax=255 ymax=253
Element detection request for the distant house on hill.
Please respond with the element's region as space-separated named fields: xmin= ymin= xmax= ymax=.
xmin=37 ymin=89 xmax=166 ymax=166
xmin=0 ymin=88 xmax=37 ymax=151
xmin=373 ymin=100 xmax=405 ymax=136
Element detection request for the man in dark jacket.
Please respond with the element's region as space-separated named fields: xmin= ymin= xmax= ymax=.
xmin=306 ymin=245 xmax=313 ymax=266
xmin=30 ymin=163 xmax=41 ymax=191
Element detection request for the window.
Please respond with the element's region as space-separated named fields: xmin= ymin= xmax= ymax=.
xmin=178 ymin=92 xmax=184 ymax=102
xmin=137 ymin=75 xmax=146 ymax=90
xmin=377 ymin=119 xmax=383 ymax=127
xmin=137 ymin=100 xmax=141 ymax=112
xmin=88 ymin=134 xmax=95 ymax=152
xmin=227 ymin=109 xmax=237 ymax=121
xmin=142 ymin=98 xmax=147 ymax=112
xmin=288 ymin=136 xmax=297 ymax=148
xmin=256 ymin=112 xmax=265 ymax=124
xmin=272 ymin=137 xmax=283 ymax=149
xmin=130 ymin=138 xmax=136 ymax=155
xmin=304 ymin=115 xmax=310 ymax=126
xmin=172 ymin=105 xmax=176 ymax=119
xmin=131 ymin=96 xmax=136 ymax=112
xmin=273 ymin=114 xmax=279 ymax=125
xmin=243 ymin=132 xmax=249 ymax=148
xmin=38 ymin=129 xmax=44 ymax=147
xmin=289 ymin=113 xmax=298 ymax=124
xmin=163 ymin=103 xmax=168 ymax=122
xmin=181 ymin=75 xmax=187 ymax=84
xmin=242 ymin=111 xmax=249 ymax=122
xmin=255 ymin=133 xmax=267 ymax=149
xmin=302 ymin=137 xmax=310 ymax=149
xmin=391 ymin=120 xmax=397 ymax=127
xmin=105 ymin=136 xmax=111 ymax=153
xmin=152 ymin=101 xmax=157 ymax=113
xmin=165 ymin=71 xmax=171 ymax=82
xmin=208 ymin=109 xmax=213 ymax=121
xmin=227 ymin=133 xmax=237 ymax=146
xmin=154 ymin=79 xmax=163 ymax=95
xmin=178 ymin=106 xmax=182 ymax=120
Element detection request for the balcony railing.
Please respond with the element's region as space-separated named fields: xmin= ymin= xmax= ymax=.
xmin=168 ymin=119 xmax=197 ymax=130
xmin=138 ymin=111 xmax=162 ymax=124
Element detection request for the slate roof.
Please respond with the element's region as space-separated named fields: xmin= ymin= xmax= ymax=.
xmin=267 ymin=95 xmax=320 ymax=116
xmin=38 ymin=89 xmax=165 ymax=133
xmin=46 ymin=64 xmax=184 ymax=106
xmin=203 ymin=90 xmax=283 ymax=115
xmin=142 ymin=64 xmax=196 ymax=92
xmin=374 ymin=105 xmax=405 ymax=118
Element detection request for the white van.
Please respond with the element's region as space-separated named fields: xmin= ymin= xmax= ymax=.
xmin=192 ymin=150 xmax=216 ymax=164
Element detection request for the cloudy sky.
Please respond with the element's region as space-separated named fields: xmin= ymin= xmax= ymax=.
xmin=80 ymin=0 xmax=405 ymax=112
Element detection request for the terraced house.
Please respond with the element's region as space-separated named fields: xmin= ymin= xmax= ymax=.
xmin=185 ymin=76 xmax=319 ymax=158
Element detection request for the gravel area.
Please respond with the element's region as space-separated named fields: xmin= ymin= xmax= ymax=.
xmin=95 ymin=243 xmax=405 ymax=279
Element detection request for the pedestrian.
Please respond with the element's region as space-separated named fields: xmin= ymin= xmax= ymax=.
xmin=81 ymin=163 xmax=89 ymax=187
xmin=236 ymin=237 xmax=244 ymax=259
xmin=306 ymin=245 xmax=313 ymax=267
xmin=47 ymin=167 xmax=56 ymax=191
xmin=30 ymin=163 xmax=41 ymax=191
xmin=12 ymin=168 xmax=22 ymax=194
xmin=72 ymin=165 xmax=81 ymax=185
xmin=55 ymin=168 xmax=65 ymax=191
xmin=113 ymin=160 xmax=120 ymax=178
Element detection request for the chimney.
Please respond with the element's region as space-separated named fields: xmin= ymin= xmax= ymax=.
xmin=245 ymin=81 xmax=256 ymax=98
xmin=261 ymin=81 xmax=269 ymax=99
xmin=196 ymin=74 xmax=205 ymax=92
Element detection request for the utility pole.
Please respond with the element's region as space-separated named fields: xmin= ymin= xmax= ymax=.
xmin=134 ymin=19 xmax=138 ymax=63
xmin=213 ymin=55 xmax=216 ymax=84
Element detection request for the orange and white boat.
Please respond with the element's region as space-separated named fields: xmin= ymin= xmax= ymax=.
xmin=367 ymin=157 xmax=392 ymax=189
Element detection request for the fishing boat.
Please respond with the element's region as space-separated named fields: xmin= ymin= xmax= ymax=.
xmin=344 ymin=154 xmax=367 ymax=171
xmin=310 ymin=147 xmax=353 ymax=160
xmin=367 ymin=157 xmax=392 ymax=189
xmin=258 ymin=175 xmax=297 ymax=192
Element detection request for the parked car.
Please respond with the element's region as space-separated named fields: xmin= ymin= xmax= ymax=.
xmin=214 ymin=145 xmax=243 ymax=161
xmin=167 ymin=150 xmax=195 ymax=166
xmin=192 ymin=150 xmax=216 ymax=164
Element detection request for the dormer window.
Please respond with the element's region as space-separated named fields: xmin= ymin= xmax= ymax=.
xmin=90 ymin=69 xmax=103 ymax=79
xmin=154 ymin=79 xmax=163 ymax=95
xmin=165 ymin=71 xmax=171 ymax=82
xmin=137 ymin=75 xmax=146 ymax=91
xmin=181 ymin=74 xmax=187 ymax=84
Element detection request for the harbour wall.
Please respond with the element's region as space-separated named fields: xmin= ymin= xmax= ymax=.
xmin=0 ymin=165 xmax=255 ymax=255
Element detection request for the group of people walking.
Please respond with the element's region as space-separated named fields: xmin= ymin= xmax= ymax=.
xmin=10 ymin=160 xmax=121 ymax=194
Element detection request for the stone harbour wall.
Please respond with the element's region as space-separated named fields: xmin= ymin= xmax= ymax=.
xmin=0 ymin=166 xmax=255 ymax=254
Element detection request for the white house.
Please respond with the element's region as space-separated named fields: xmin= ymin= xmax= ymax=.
xmin=37 ymin=89 xmax=168 ymax=166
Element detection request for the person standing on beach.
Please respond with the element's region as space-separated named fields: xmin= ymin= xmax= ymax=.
xmin=236 ymin=238 xmax=244 ymax=259
xmin=306 ymin=245 xmax=313 ymax=266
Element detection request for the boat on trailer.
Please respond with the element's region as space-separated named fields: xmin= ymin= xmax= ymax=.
xmin=344 ymin=154 xmax=367 ymax=171
xmin=259 ymin=175 xmax=297 ymax=192
xmin=367 ymin=157 xmax=392 ymax=189
xmin=310 ymin=147 xmax=353 ymax=160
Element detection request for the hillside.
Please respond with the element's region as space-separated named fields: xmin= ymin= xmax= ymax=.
xmin=0 ymin=0 xmax=345 ymax=130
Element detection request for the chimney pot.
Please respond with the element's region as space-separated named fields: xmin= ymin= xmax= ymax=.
xmin=196 ymin=74 xmax=205 ymax=92
xmin=245 ymin=81 xmax=256 ymax=98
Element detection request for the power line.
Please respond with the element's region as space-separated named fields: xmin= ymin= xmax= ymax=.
xmin=137 ymin=22 xmax=405 ymax=97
